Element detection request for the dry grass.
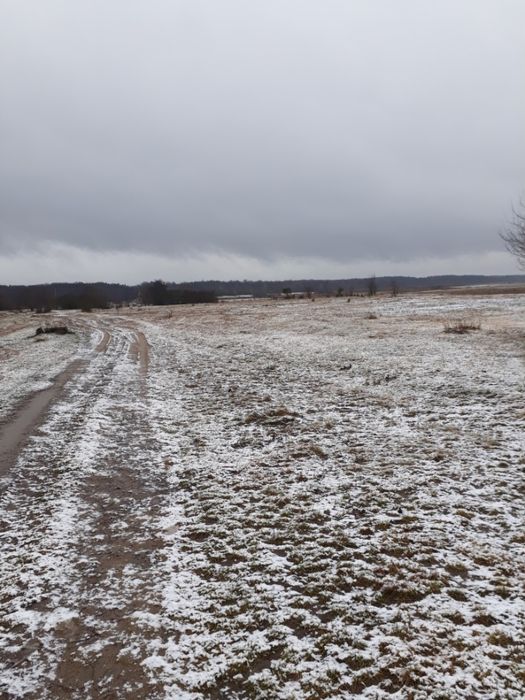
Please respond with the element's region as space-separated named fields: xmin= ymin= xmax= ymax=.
xmin=444 ymin=284 xmax=525 ymax=296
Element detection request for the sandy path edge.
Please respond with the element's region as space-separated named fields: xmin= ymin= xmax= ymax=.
xmin=0 ymin=358 xmax=86 ymax=481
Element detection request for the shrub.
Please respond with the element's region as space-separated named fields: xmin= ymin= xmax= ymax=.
xmin=444 ymin=320 xmax=481 ymax=334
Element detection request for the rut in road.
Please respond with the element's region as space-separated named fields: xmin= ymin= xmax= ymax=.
xmin=0 ymin=323 xmax=169 ymax=699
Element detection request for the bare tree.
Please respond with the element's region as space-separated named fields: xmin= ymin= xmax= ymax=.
xmin=500 ymin=199 xmax=525 ymax=267
xmin=390 ymin=278 xmax=400 ymax=297
xmin=367 ymin=274 xmax=377 ymax=297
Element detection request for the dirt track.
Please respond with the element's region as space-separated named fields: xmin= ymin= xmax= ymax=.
xmin=0 ymin=313 xmax=167 ymax=698
xmin=0 ymin=359 xmax=85 ymax=482
xmin=0 ymin=316 xmax=149 ymax=483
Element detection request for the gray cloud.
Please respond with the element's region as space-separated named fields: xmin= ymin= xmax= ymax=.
xmin=1 ymin=1 xmax=525 ymax=276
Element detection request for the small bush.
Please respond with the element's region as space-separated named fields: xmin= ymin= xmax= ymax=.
xmin=35 ymin=326 xmax=71 ymax=336
xmin=444 ymin=320 xmax=481 ymax=334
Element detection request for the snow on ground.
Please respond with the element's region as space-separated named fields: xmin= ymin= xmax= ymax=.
xmin=0 ymin=312 xmax=86 ymax=424
xmin=0 ymin=322 xmax=168 ymax=698
xmin=142 ymin=294 xmax=525 ymax=699
xmin=0 ymin=294 xmax=524 ymax=699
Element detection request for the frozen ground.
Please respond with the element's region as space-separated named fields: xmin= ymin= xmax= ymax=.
xmin=0 ymin=312 xmax=82 ymax=424
xmin=0 ymin=294 xmax=524 ymax=699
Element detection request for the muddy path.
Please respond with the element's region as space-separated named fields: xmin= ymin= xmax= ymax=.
xmin=0 ymin=315 xmax=114 ymax=482
xmin=128 ymin=330 xmax=149 ymax=379
xmin=0 ymin=314 xmax=169 ymax=699
xmin=0 ymin=359 xmax=85 ymax=482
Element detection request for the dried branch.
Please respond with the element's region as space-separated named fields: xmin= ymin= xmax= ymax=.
xmin=500 ymin=198 xmax=525 ymax=268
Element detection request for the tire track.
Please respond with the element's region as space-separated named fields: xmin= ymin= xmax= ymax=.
xmin=0 ymin=318 xmax=168 ymax=699
xmin=0 ymin=360 xmax=85 ymax=484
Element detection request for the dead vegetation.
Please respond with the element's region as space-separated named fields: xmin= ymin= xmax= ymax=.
xmin=444 ymin=319 xmax=481 ymax=334
xmin=35 ymin=325 xmax=71 ymax=336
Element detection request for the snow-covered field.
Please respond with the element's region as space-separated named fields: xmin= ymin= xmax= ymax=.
xmin=0 ymin=294 xmax=524 ymax=699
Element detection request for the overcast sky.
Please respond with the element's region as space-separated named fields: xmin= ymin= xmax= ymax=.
xmin=1 ymin=1 xmax=524 ymax=284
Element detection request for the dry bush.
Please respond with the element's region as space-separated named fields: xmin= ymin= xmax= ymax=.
xmin=443 ymin=319 xmax=481 ymax=334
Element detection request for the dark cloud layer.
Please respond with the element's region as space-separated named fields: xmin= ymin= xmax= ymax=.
xmin=1 ymin=1 xmax=524 ymax=273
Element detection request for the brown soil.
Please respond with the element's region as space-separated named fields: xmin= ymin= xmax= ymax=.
xmin=50 ymin=463 xmax=168 ymax=699
xmin=95 ymin=330 xmax=111 ymax=353
xmin=0 ymin=359 xmax=85 ymax=482
xmin=0 ymin=315 xmax=162 ymax=698
xmin=128 ymin=331 xmax=149 ymax=376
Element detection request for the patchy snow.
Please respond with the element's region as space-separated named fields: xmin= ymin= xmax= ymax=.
xmin=141 ymin=294 xmax=525 ymax=698
xmin=0 ymin=294 xmax=524 ymax=698
xmin=0 ymin=313 xmax=85 ymax=423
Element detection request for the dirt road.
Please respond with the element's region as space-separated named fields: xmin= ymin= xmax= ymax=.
xmin=0 ymin=315 xmax=167 ymax=698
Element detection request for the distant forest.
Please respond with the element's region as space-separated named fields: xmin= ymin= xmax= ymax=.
xmin=0 ymin=275 xmax=524 ymax=311
xmin=177 ymin=274 xmax=525 ymax=297
xmin=0 ymin=281 xmax=216 ymax=311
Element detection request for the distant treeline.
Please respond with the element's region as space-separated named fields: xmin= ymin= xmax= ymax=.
xmin=1 ymin=274 xmax=524 ymax=311
xmin=139 ymin=280 xmax=217 ymax=306
xmin=0 ymin=283 xmax=134 ymax=312
xmin=0 ymin=281 xmax=216 ymax=311
xmin=173 ymin=274 xmax=525 ymax=297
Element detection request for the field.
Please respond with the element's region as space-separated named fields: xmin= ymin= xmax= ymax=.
xmin=0 ymin=293 xmax=524 ymax=699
